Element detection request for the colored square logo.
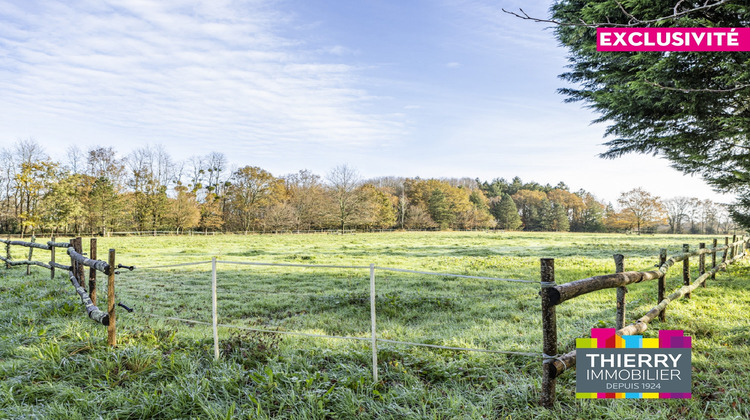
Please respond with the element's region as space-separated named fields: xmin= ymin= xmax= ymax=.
xmin=575 ymin=329 xmax=691 ymax=399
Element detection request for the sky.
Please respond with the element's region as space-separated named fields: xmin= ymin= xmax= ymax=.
xmin=0 ymin=0 xmax=730 ymax=205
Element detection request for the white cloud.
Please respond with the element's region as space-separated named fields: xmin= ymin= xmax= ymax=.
xmin=0 ymin=0 xmax=404 ymax=155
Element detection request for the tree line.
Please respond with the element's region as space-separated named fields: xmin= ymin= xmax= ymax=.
xmin=0 ymin=139 xmax=736 ymax=236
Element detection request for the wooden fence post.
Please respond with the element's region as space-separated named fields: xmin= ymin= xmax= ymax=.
xmin=659 ymin=248 xmax=667 ymax=322
xmin=4 ymin=239 xmax=9 ymax=269
xmin=26 ymin=235 xmax=35 ymax=275
xmin=730 ymin=235 xmax=736 ymax=260
xmin=50 ymin=236 xmax=56 ymax=280
xmin=107 ymin=249 xmax=116 ymax=347
xmin=699 ymin=243 xmax=706 ymax=288
xmin=683 ymin=244 xmax=690 ymax=299
xmin=540 ymin=258 xmax=557 ymax=408
xmin=89 ymin=238 xmax=97 ymax=305
xmin=614 ymin=254 xmax=626 ymax=330
xmin=711 ymin=238 xmax=717 ymax=282
xmin=71 ymin=237 xmax=86 ymax=292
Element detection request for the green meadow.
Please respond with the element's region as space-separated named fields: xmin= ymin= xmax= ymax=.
xmin=1 ymin=232 xmax=749 ymax=419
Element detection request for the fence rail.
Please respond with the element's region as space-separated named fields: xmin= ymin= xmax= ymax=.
xmin=3 ymin=234 xmax=748 ymax=408
xmin=539 ymin=236 xmax=749 ymax=407
xmin=2 ymin=236 xmax=128 ymax=346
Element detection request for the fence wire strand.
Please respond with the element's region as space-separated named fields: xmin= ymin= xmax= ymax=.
xmin=113 ymin=257 xmax=541 ymax=363
xmin=128 ymin=261 xmax=213 ymax=270
xmin=218 ymin=260 xmax=370 ymax=269
xmin=137 ymin=312 xmax=547 ymax=358
xmin=374 ymin=266 xmax=536 ymax=283
xmin=124 ymin=259 xmax=533 ymax=284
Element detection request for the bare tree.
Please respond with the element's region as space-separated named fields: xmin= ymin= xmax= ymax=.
xmin=205 ymin=152 xmax=229 ymax=196
xmin=285 ymin=169 xmax=328 ymax=231
xmin=87 ymin=146 xmax=125 ymax=187
xmin=126 ymin=145 xmax=174 ymax=231
xmin=663 ymin=196 xmax=692 ymax=233
xmin=503 ymin=1 xmax=731 ymax=28
xmin=66 ymin=145 xmax=84 ymax=174
xmin=327 ymin=164 xmax=363 ymax=233
xmin=0 ymin=147 xmax=17 ymax=232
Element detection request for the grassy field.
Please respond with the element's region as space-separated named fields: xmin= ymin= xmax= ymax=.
xmin=1 ymin=231 xmax=749 ymax=419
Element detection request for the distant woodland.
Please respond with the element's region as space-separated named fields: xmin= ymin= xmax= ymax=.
xmin=0 ymin=139 xmax=737 ymax=236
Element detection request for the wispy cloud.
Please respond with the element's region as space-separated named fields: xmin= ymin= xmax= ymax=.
xmin=440 ymin=0 xmax=563 ymax=55
xmin=0 ymin=0 xmax=404 ymax=154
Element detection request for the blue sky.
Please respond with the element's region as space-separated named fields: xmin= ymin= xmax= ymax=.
xmin=0 ymin=0 xmax=728 ymax=204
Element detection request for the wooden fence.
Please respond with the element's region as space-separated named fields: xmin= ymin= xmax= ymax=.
xmin=0 ymin=236 xmax=131 ymax=347
xmin=539 ymin=235 xmax=749 ymax=407
xmin=3 ymin=233 xmax=749 ymax=402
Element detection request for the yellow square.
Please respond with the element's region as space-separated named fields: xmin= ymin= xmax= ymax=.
xmin=642 ymin=338 xmax=659 ymax=348
xmin=642 ymin=393 xmax=659 ymax=399
xmin=576 ymin=393 xmax=597 ymax=399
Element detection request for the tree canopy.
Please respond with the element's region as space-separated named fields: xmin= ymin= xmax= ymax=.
xmin=551 ymin=0 xmax=750 ymax=225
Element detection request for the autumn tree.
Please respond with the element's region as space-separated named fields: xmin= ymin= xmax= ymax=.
xmin=512 ymin=190 xmax=547 ymax=230
xmin=225 ymin=166 xmax=284 ymax=232
xmin=39 ymin=171 xmax=85 ymax=234
xmin=170 ymin=184 xmax=201 ymax=233
xmin=404 ymin=179 xmax=474 ymax=230
xmin=199 ymin=198 xmax=224 ymax=232
xmin=15 ymin=159 xmax=57 ymax=235
xmin=262 ymin=203 xmax=297 ymax=232
xmin=405 ymin=205 xmax=436 ymax=229
xmin=356 ymin=184 xmax=397 ymax=229
xmin=617 ymin=188 xmax=666 ymax=234
xmin=85 ymin=177 xmax=122 ymax=235
xmin=457 ymin=190 xmax=495 ymax=229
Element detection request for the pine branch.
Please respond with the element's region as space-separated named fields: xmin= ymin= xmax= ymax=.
xmin=644 ymin=80 xmax=750 ymax=94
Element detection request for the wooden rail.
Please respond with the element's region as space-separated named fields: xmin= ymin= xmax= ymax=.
xmin=540 ymin=236 xmax=748 ymax=407
xmin=67 ymin=246 xmax=111 ymax=275
xmin=2 ymin=236 xmax=123 ymax=347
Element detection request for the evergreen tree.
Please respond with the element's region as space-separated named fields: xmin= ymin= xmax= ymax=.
xmin=551 ymin=203 xmax=570 ymax=232
xmin=552 ymin=1 xmax=750 ymax=226
xmin=492 ymin=193 xmax=522 ymax=230
xmin=428 ymin=189 xmax=454 ymax=229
